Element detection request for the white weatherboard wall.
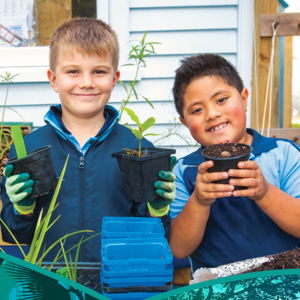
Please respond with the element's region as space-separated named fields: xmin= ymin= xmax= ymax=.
xmin=0 ymin=0 xmax=254 ymax=159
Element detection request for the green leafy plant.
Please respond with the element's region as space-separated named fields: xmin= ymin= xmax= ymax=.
xmin=118 ymin=31 xmax=160 ymax=121
xmin=0 ymin=155 xmax=99 ymax=271
xmin=123 ymin=107 xmax=159 ymax=157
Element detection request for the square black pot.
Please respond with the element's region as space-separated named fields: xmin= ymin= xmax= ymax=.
xmin=6 ymin=145 xmax=58 ymax=198
xmin=111 ymin=147 xmax=176 ymax=203
xmin=201 ymin=143 xmax=252 ymax=190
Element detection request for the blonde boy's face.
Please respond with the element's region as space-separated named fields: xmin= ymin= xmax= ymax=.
xmin=180 ymin=76 xmax=250 ymax=147
xmin=47 ymin=49 xmax=120 ymax=121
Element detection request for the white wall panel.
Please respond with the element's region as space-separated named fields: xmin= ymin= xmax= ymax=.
xmin=130 ymin=0 xmax=238 ymax=8
xmin=130 ymin=7 xmax=237 ymax=32
xmin=129 ymin=31 xmax=237 ymax=55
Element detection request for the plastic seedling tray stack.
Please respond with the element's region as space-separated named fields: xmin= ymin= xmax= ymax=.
xmin=101 ymin=217 xmax=173 ymax=299
xmin=101 ymin=217 xmax=165 ymax=240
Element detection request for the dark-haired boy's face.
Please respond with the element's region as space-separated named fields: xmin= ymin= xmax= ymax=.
xmin=180 ymin=76 xmax=252 ymax=147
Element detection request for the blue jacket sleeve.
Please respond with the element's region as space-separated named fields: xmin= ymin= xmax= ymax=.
xmin=131 ymin=202 xmax=171 ymax=240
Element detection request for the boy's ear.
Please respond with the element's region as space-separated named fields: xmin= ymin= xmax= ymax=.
xmin=241 ymin=87 xmax=249 ymax=110
xmin=112 ymin=70 xmax=121 ymax=88
xmin=47 ymin=69 xmax=58 ymax=93
xmin=179 ymin=116 xmax=188 ymax=128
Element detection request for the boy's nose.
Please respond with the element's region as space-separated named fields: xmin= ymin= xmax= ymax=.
xmin=79 ymin=74 xmax=95 ymax=88
xmin=205 ymin=107 xmax=221 ymax=121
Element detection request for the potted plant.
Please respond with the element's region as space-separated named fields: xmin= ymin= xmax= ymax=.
xmin=201 ymin=142 xmax=252 ymax=190
xmin=5 ymin=125 xmax=58 ymax=198
xmin=111 ymin=108 xmax=175 ymax=203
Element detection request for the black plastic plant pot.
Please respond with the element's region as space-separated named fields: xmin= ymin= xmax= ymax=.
xmin=111 ymin=147 xmax=176 ymax=203
xmin=201 ymin=143 xmax=253 ymax=190
xmin=6 ymin=145 xmax=58 ymax=198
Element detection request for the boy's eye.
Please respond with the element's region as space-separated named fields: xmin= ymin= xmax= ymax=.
xmin=67 ymin=70 xmax=78 ymax=74
xmin=94 ymin=70 xmax=105 ymax=74
xmin=217 ymin=98 xmax=227 ymax=104
xmin=191 ymin=108 xmax=203 ymax=114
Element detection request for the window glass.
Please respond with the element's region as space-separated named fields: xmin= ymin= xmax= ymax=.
xmin=0 ymin=0 xmax=96 ymax=47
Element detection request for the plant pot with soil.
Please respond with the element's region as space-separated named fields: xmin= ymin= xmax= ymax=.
xmin=111 ymin=108 xmax=176 ymax=203
xmin=201 ymin=142 xmax=252 ymax=190
xmin=6 ymin=126 xmax=58 ymax=198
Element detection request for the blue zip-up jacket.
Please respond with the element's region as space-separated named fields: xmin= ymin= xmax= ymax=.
xmin=1 ymin=105 xmax=170 ymax=262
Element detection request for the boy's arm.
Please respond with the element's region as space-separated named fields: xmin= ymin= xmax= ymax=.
xmin=169 ymin=160 xmax=234 ymax=259
xmin=228 ymin=158 xmax=300 ymax=239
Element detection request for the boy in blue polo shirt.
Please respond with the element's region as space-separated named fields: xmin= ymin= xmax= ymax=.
xmin=0 ymin=18 xmax=175 ymax=262
xmin=169 ymin=53 xmax=300 ymax=272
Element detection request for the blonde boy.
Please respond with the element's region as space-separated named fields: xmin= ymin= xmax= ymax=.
xmin=1 ymin=18 xmax=175 ymax=262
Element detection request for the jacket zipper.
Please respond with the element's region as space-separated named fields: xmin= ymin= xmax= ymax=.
xmin=79 ymin=155 xmax=85 ymax=261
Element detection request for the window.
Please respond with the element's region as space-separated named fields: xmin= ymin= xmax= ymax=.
xmin=0 ymin=0 xmax=133 ymax=83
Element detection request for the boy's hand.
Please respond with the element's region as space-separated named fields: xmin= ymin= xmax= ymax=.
xmin=194 ymin=160 xmax=234 ymax=206
xmin=4 ymin=164 xmax=36 ymax=214
xmin=228 ymin=161 xmax=269 ymax=201
xmin=148 ymin=156 xmax=177 ymax=217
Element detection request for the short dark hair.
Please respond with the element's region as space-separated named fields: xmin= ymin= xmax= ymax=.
xmin=173 ymin=53 xmax=244 ymax=118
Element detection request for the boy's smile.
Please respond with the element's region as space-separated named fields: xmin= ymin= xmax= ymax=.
xmin=47 ymin=49 xmax=120 ymax=123
xmin=180 ymin=76 xmax=252 ymax=147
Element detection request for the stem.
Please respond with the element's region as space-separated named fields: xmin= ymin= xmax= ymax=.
xmin=0 ymin=82 xmax=9 ymax=145
xmin=119 ymin=59 xmax=141 ymax=121
xmin=139 ymin=138 xmax=141 ymax=157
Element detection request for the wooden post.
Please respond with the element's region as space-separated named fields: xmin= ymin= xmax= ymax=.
xmin=284 ymin=36 xmax=293 ymax=128
xmin=251 ymin=0 xmax=279 ymax=130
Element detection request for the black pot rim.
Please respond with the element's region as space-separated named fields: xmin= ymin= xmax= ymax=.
xmin=6 ymin=145 xmax=52 ymax=165
xmin=201 ymin=143 xmax=253 ymax=161
xmin=111 ymin=147 xmax=176 ymax=161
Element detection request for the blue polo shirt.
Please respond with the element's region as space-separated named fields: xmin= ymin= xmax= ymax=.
xmin=170 ymin=129 xmax=300 ymax=272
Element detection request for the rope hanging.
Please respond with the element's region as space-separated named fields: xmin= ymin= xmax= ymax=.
xmin=261 ymin=22 xmax=279 ymax=137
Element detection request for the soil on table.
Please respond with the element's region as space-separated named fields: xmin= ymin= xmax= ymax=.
xmin=203 ymin=143 xmax=251 ymax=159
xmin=243 ymin=248 xmax=300 ymax=273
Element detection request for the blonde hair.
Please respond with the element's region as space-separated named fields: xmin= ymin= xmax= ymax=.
xmin=49 ymin=18 xmax=119 ymax=71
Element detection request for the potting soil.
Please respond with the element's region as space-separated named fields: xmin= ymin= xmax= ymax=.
xmin=242 ymin=247 xmax=300 ymax=272
xmin=203 ymin=143 xmax=251 ymax=159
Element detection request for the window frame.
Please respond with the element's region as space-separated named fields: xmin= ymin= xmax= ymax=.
xmin=0 ymin=0 xmax=137 ymax=83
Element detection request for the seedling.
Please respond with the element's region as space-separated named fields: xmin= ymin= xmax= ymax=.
xmin=123 ymin=107 xmax=159 ymax=157
xmin=119 ymin=31 xmax=160 ymax=121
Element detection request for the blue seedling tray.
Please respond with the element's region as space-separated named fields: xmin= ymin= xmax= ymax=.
xmin=102 ymin=290 xmax=161 ymax=300
xmin=101 ymin=217 xmax=165 ymax=239
xmin=101 ymin=238 xmax=173 ymax=272
xmin=101 ymin=273 xmax=173 ymax=287
xmin=102 ymin=263 xmax=173 ymax=278
xmin=102 ymin=282 xmax=172 ymax=293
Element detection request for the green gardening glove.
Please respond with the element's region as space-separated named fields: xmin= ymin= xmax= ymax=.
xmin=4 ymin=164 xmax=36 ymax=214
xmin=148 ymin=156 xmax=177 ymax=217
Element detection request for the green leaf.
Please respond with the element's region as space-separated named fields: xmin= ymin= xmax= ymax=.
xmin=119 ymin=80 xmax=128 ymax=93
xmin=140 ymin=117 xmax=156 ymax=133
xmin=0 ymin=218 xmax=26 ymax=259
xmin=129 ymin=128 xmax=143 ymax=140
xmin=139 ymin=95 xmax=154 ymax=109
xmin=124 ymin=107 xmax=141 ymax=127
xmin=144 ymin=133 xmax=160 ymax=137
xmin=120 ymin=63 xmax=135 ymax=67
